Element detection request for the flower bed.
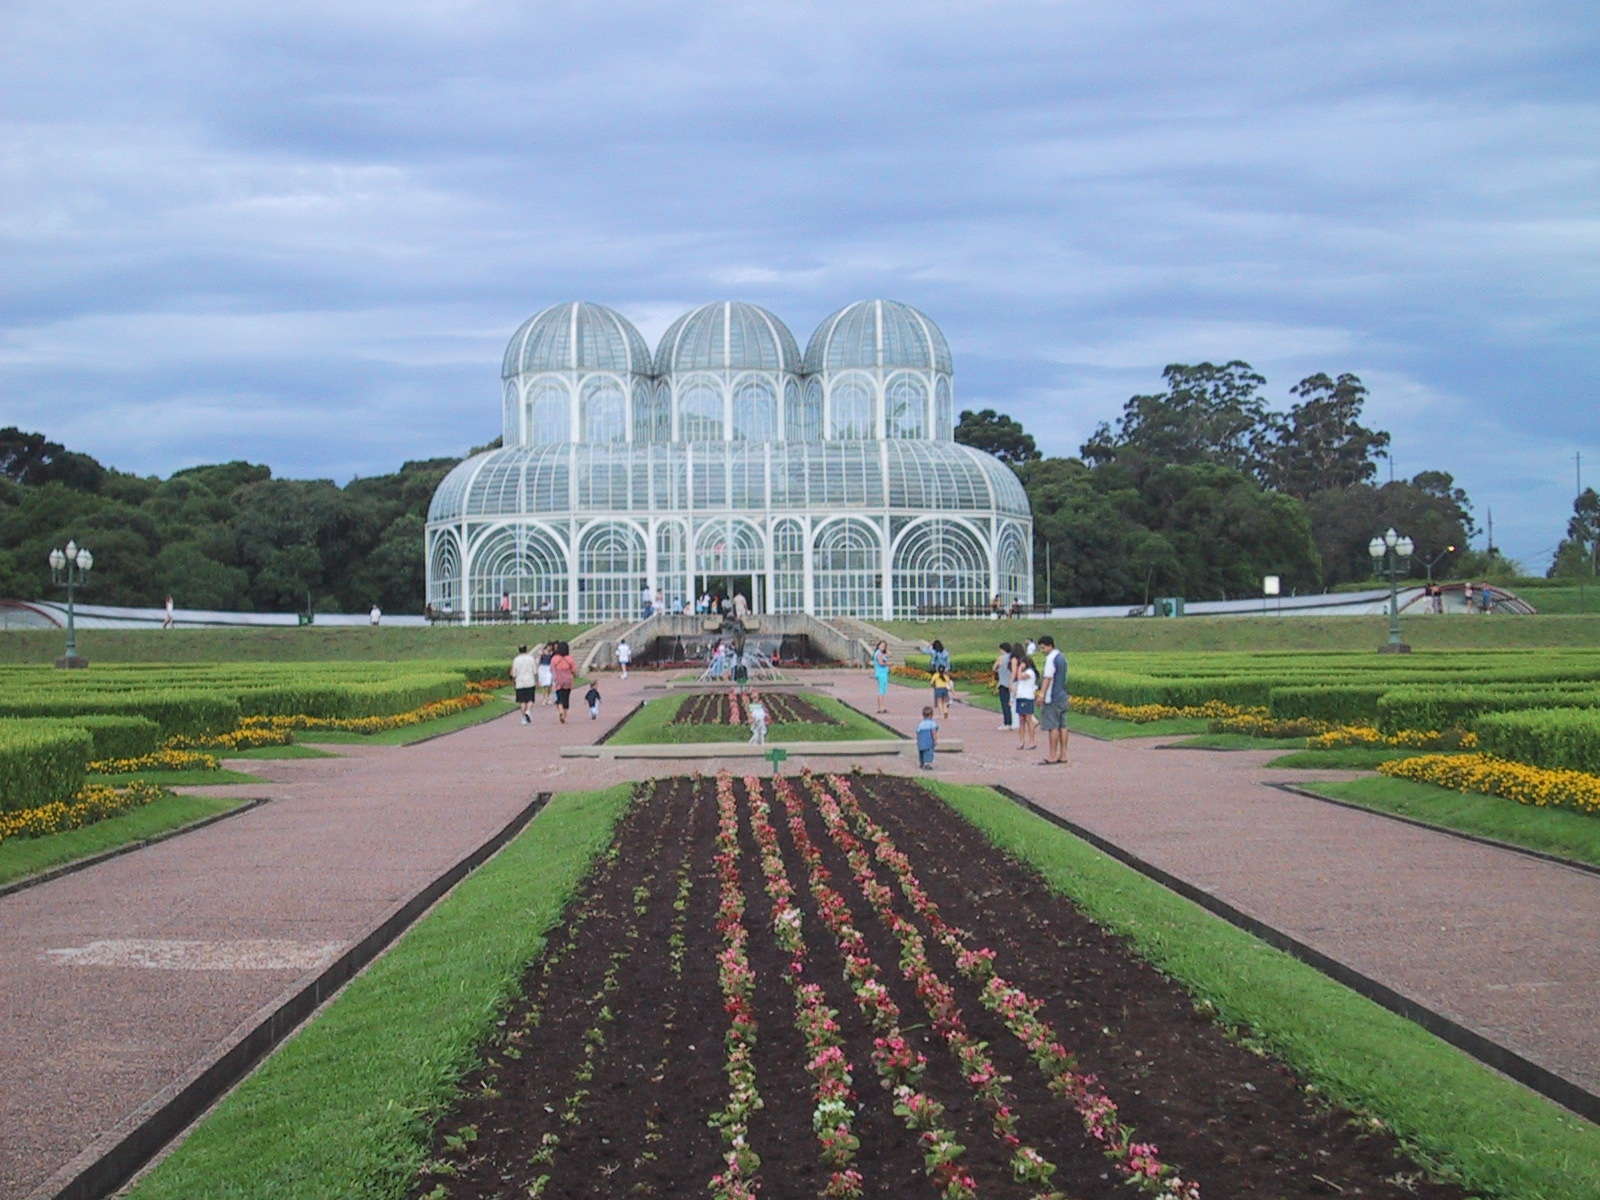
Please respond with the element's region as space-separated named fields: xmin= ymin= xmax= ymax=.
xmin=672 ymin=692 xmax=841 ymax=727
xmin=408 ymin=774 xmax=1471 ymax=1200
xmin=0 ymin=781 xmax=169 ymax=846
xmin=1379 ymin=753 xmax=1600 ymax=816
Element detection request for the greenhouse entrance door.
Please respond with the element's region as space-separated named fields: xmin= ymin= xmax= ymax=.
xmin=699 ymin=574 xmax=763 ymax=617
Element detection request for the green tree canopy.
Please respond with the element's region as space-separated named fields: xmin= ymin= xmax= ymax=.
xmin=954 ymin=409 xmax=1040 ymax=465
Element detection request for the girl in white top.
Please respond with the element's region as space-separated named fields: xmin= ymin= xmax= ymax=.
xmin=1011 ymin=654 xmax=1039 ymax=751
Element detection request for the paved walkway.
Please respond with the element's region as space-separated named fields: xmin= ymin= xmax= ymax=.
xmin=2 ymin=668 xmax=1597 ymax=1197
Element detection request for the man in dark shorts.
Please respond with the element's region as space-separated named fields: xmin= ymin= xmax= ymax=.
xmin=1037 ymin=634 xmax=1069 ymax=764
xmin=509 ymin=644 xmax=537 ymax=725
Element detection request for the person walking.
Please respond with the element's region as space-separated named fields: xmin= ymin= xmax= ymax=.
xmin=1038 ymin=634 xmax=1069 ymax=764
xmin=585 ymin=680 xmax=603 ymax=720
xmin=748 ymin=693 xmax=768 ymax=744
xmin=926 ymin=639 xmax=951 ymax=674
xmin=616 ymin=637 xmax=631 ymax=680
xmin=509 ymin=644 xmax=538 ymax=725
xmin=499 ymin=590 xmax=512 ymax=620
xmin=872 ymin=640 xmax=892 ymax=713
xmin=915 ymin=706 xmax=940 ymax=769
xmin=369 ymin=603 xmax=382 ymax=626
xmin=162 ymin=595 xmax=175 ymax=629
xmin=929 ymin=665 xmax=953 ymax=720
xmin=1011 ymin=651 xmax=1038 ymax=751
xmin=993 ymin=641 xmax=1014 ymax=730
xmin=536 ymin=643 xmax=555 ymax=704
xmin=640 ymin=582 xmax=654 ymax=619
xmin=550 ymin=641 xmax=576 ymax=724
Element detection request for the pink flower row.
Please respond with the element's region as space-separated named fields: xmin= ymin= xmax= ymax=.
xmin=709 ymin=775 xmax=762 ymax=1200
xmin=825 ymin=773 xmax=1201 ymax=1199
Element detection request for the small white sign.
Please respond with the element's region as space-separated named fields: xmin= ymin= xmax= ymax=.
xmin=1263 ymin=575 xmax=1281 ymax=596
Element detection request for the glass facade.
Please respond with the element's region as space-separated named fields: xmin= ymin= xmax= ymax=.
xmin=426 ymin=298 xmax=1033 ymax=620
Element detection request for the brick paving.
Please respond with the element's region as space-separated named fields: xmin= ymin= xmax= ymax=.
xmin=3 ymin=666 xmax=1597 ymax=1197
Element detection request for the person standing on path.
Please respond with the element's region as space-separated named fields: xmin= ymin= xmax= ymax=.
xmin=369 ymin=603 xmax=381 ymax=626
xmin=616 ymin=637 xmax=631 ymax=680
xmin=162 ymin=595 xmax=175 ymax=629
xmin=1011 ymin=651 xmax=1038 ymax=751
xmin=585 ymin=680 xmax=602 ymax=720
xmin=926 ymin=639 xmax=951 ymax=674
xmin=550 ymin=641 xmax=576 ymax=724
xmin=510 ymin=645 xmax=538 ymax=725
xmin=536 ymin=643 xmax=554 ymax=705
xmin=993 ymin=641 xmax=1014 ymax=730
xmin=640 ymin=581 xmax=654 ymax=618
xmin=748 ymin=693 xmax=768 ymax=744
xmin=929 ymin=665 xmax=953 ymax=720
xmin=1038 ymin=634 xmax=1069 ymax=764
xmin=872 ymin=640 xmax=892 ymax=713
xmin=916 ymin=705 xmax=940 ymax=769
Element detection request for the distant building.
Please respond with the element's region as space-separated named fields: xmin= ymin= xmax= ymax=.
xmin=425 ymin=300 xmax=1033 ymax=621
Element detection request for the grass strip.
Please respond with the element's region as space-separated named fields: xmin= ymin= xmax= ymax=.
xmin=607 ymin=691 xmax=894 ymax=745
xmin=1298 ymin=777 xmax=1600 ymax=869
xmin=302 ymin=696 xmax=517 ymax=745
xmin=87 ymin=768 xmax=262 ymax=786
xmin=231 ymin=743 xmax=338 ymax=760
xmin=0 ymin=794 xmax=244 ymax=887
xmin=1169 ymin=732 xmax=1307 ymax=750
xmin=127 ymin=782 xmax=634 ymax=1200
xmin=1068 ymin=712 xmax=1211 ymax=739
xmin=926 ymin=779 xmax=1600 ymax=1200
xmin=1268 ymin=747 xmax=1420 ymax=770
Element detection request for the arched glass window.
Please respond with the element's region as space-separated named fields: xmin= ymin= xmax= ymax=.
xmin=891 ymin=519 xmax=988 ymax=617
xmin=468 ymin=524 xmax=568 ymax=617
xmin=656 ymin=520 xmax=688 ymax=612
xmin=581 ymin=377 xmax=625 ymax=444
xmin=528 ymin=380 xmax=570 ymax=444
xmin=772 ymin=518 xmax=805 ymax=612
xmin=577 ymin=522 xmax=645 ymax=619
xmin=731 ymin=376 xmax=777 ymax=442
xmin=631 ymin=381 xmax=656 ymax=444
xmin=781 ymin=379 xmax=799 ymax=443
xmin=997 ymin=523 xmax=1029 ymax=603
xmin=678 ymin=375 xmax=724 ymax=442
xmin=935 ymin=377 xmax=953 ymax=440
xmin=885 ymin=373 xmax=927 ymax=439
xmin=654 ymin=380 xmax=672 ymax=443
xmin=828 ymin=374 xmax=875 ymax=440
xmin=812 ymin=517 xmax=882 ymax=616
xmin=788 ymin=378 xmax=823 ymax=442
xmin=427 ymin=529 xmax=461 ymax=613
xmin=502 ymin=383 xmax=520 ymax=444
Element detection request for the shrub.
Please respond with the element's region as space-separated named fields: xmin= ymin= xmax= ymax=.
xmin=1267 ymin=685 xmax=1391 ymax=724
xmin=1377 ymin=687 xmax=1600 ymax=735
xmin=236 ymin=674 xmax=464 ymax=720
xmin=1474 ymin=709 xmax=1600 ymax=775
xmin=0 ymin=722 xmax=92 ymax=813
xmin=0 ymin=690 xmax=240 ymax=738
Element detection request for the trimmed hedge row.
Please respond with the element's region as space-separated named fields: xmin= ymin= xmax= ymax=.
xmin=1474 ymin=708 xmax=1600 ymax=775
xmin=0 ymin=691 xmax=241 ymax=737
xmin=236 ymin=673 xmax=467 ymax=720
xmin=0 ymin=722 xmax=91 ymax=813
xmin=1376 ymin=686 xmax=1600 ymax=734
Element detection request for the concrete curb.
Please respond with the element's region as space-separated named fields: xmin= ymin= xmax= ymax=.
xmin=991 ymin=785 xmax=1600 ymax=1125
xmin=0 ymin=798 xmax=271 ymax=901
xmin=32 ymin=791 xmax=554 ymax=1200
xmin=560 ymin=738 xmax=966 ymax=760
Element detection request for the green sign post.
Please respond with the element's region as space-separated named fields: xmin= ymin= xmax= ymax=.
xmin=764 ymin=747 xmax=789 ymax=776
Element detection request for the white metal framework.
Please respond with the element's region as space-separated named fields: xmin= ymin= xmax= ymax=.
xmin=427 ymin=299 xmax=1033 ymax=620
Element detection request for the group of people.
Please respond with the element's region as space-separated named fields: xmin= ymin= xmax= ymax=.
xmin=509 ymin=641 xmax=591 ymax=724
xmin=868 ymin=633 xmax=1070 ymax=767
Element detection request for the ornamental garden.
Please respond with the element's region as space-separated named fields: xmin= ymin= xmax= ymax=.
xmin=2 ymin=623 xmax=1599 ymax=1199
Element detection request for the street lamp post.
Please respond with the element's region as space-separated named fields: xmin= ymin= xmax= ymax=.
xmin=48 ymin=539 xmax=94 ymax=669
xmin=1368 ymin=527 xmax=1414 ymax=654
xmin=1422 ymin=544 xmax=1456 ymax=585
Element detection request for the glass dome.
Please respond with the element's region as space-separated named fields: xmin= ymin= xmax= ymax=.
xmin=803 ymin=299 xmax=953 ymax=375
xmin=502 ymin=301 xmax=652 ymax=379
xmin=655 ymin=301 xmax=802 ymax=375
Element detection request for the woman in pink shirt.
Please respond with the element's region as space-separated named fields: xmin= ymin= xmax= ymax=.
xmin=549 ymin=642 xmax=577 ymax=724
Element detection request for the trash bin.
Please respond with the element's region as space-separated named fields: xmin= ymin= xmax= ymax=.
xmin=296 ymin=611 xmax=315 ymax=626
xmin=1155 ymin=596 xmax=1186 ymax=618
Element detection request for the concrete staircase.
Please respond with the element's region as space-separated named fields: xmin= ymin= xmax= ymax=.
xmin=821 ymin=616 xmax=929 ymax=668
xmin=571 ymin=618 xmax=636 ymax=674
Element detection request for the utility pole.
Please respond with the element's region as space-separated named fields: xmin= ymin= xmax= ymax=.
xmin=1579 ymin=451 xmax=1588 ymax=613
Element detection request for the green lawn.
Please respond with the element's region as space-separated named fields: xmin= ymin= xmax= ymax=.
xmin=607 ymin=691 xmax=895 ymax=745
xmin=231 ymin=743 xmax=339 ymax=760
xmin=1167 ymin=732 xmax=1309 ymax=750
xmin=0 ymin=624 xmax=589 ymax=664
xmin=930 ymin=779 xmax=1600 ymax=1200
xmin=126 ymin=784 xmax=633 ymax=1200
xmin=0 ymin=793 xmax=247 ymax=887
xmin=1298 ymin=776 xmax=1600 ymax=868
xmin=1268 ymin=747 xmax=1421 ymax=770
xmin=302 ymin=696 xmax=517 ymax=745
xmin=1068 ymin=712 xmax=1212 ymax=739
xmin=879 ymin=612 xmax=1600 ymax=654
xmin=87 ymin=768 xmax=263 ymax=786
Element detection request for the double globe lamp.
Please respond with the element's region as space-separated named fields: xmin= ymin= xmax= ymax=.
xmin=48 ymin=539 xmax=94 ymax=668
xmin=1368 ymin=527 xmax=1413 ymax=653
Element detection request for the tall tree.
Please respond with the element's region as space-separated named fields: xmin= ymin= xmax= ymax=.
xmin=1082 ymin=361 xmax=1269 ymax=477
xmin=1548 ymin=487 xmax=1600 ymax=578
xmin=954 ymin=409 xmax=1040 ymax=465
xmin=1258 ymin=373 xmax=1390 ymax=498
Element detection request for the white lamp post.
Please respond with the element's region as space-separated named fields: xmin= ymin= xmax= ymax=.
xmin=48 ymin=539 xmax=94 ymax=668
xmin=1368 ymin=527 xmax=1413 ymax=653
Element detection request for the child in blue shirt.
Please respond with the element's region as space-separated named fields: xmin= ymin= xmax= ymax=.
xmin=915 ymin=706 xmax=939 ymax=769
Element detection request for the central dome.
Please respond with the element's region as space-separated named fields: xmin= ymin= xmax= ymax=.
xmin=502 ymin=301 xmax=652 ymax=378
xmin=803 ymin=299 xmax=952 ymax=374
xmin=655 ymin=301 xmax=802 ymax=375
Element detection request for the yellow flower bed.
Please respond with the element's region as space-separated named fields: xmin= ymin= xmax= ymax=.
xmin=87 ymin=748 xmax=220 ymax=775
xmin=239 ymin=691 xmax=489 ymax=736
xmin=1379 ymin=753 xmax=1600 ymax=816
xmin=1309 ymin=725 xmax=1478 ymax=752
xmin=0 ymin=781 xmax=168 ymax=846
xmin=168 ymin=725 xmax=294 ymax=752
xmin=1075 ymin=696 xmax=1249 ymax=724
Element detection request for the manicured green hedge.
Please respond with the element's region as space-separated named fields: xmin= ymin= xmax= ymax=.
xmin=237 ymin=674 xmax=465 ymax=719
xmin=1377 ymin=686 xmax=1600 ymax=733
xmin=0 ymin=722 xmax=91 ymax=812
xmin=1267 ymin=685 xmax=1392 ymax=724
xmin=0 ymin=690 xmax=240 ymax=737
xmin=1475 ymin=708 xmax=1600 ymax=775
xmin=67 ymin=715 xmax=163 ymax=760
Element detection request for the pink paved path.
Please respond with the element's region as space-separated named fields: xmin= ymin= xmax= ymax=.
xmin=2 ymin=668 xmax=1597 ymax=1197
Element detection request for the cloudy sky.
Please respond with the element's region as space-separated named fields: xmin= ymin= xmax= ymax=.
xmin=4 ymin=0 xmax=1596 ymax=570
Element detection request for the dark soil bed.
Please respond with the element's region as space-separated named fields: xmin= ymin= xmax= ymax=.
xmin=408 ymin=774 xmax=1470 ymax=1200
xmin=670 ymin=691 xmax=839 ymax=726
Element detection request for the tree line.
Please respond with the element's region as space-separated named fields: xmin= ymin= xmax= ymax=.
xmin=954 ymin=362 xmax=1515 ymax=606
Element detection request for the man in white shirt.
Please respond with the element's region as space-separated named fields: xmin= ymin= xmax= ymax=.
xmin=509 ymin=644 xmax=538 ymax=725
xmin=1037 ymin=635 xmax=1069 ymax=765
xmin=640 ymin=582 xmax=654 ymax=618
xmin=616 ymin=637 xmax=632 ymax=680
xmin=369 ymin=604 xmax=381 ymax=627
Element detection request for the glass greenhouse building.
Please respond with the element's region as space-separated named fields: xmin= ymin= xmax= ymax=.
xmin=425 ymin=300 xmax=1034 ymax=621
